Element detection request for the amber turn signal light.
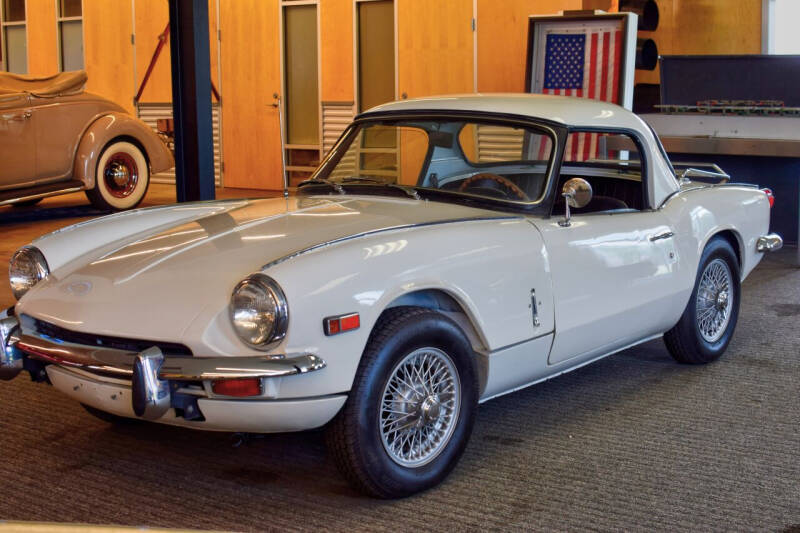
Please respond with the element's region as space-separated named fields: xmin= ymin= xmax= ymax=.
xmin=211 ymin=377 xmax=262 ymax=397
xmin=323 ymin=312 xmax=360 ymax=336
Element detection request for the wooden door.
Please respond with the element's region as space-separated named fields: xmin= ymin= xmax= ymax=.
xmin=219 ymin=0 xmax=283 ymax=190
xmin=397 ymin=0 xmax=474 ymax=99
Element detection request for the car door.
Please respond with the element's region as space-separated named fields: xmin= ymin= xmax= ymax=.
xmin=0 ymin=92 xmax=36 ymax=188
xmin=536 ymin=130 xmax=683 ymax=365
xmin=31 ymin=95 xmax=87 ymax=181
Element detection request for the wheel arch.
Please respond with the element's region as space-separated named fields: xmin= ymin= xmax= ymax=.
xmin=705 ymin=228 xmax=743 ymax=271
xmin=381 ymin=289 xmax=489 ymax=355
xmin=73 ymin=112 xmax=174 ymax=188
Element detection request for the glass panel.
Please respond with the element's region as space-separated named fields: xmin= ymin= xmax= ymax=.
xmin=4 ymin=25 xmax=26 ymax=74
xmin=60 ymin=20 xmax=83 ymax=70
xmin=357 ymin=0 xmax=394 ymax=112
xmin=557 ymin=131 xmax=644 ymax=212
xmin=59 ymin=0 xmax=82 ymax=18
xmin=283 ymin=4 xmax=319 ymax=146
xmin=320 ymin=119 xmax=554 ymax=203
xmin=2 ymin=0 xmax=25 ymax=22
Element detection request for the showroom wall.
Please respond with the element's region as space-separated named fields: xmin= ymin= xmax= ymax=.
xmin=15 ymin=0 xmax=763 ymax=191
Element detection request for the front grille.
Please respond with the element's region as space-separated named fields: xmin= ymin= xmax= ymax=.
xmin=28 ymin=316 xmax=193 ymax=356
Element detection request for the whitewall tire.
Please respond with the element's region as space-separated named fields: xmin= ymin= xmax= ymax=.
xmin=86 ymin=140 xmax=150 ymax=211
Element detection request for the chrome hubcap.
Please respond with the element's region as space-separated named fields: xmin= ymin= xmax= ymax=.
xmin=103 ymin=153 xmax=139 ymax=198
xmin=109 ymin=163 xmax=130 ymax=187
xmin=380 ymin=347 xmax=460 ymax=468
xmin=696 ymin=258 xmax=734 ymax=343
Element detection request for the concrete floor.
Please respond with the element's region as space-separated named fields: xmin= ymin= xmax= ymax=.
xmin=0 ymin=188 xmax=798 ymax=530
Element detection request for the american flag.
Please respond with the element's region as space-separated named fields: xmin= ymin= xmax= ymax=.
xmin=539 ymin=29 xmax=622 ymax=161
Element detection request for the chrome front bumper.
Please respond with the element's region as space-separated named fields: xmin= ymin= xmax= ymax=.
xmin=0 ymin=311 xmax=325 ymax=420
xmin=757 ymin=233 xmax=783 ymax=253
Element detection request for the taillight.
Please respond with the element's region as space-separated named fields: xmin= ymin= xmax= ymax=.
xmin=212 ymin=377 xmax=262 ymax=397
xmin=762 ymin=188 xmax=775 ymax=208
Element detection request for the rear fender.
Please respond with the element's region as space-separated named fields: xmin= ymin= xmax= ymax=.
xmin=73 ymin=113 xmax=174 ymax=189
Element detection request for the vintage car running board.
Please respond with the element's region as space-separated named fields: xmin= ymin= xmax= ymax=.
xmin=0 ymin=180 xmax=85 ymax=206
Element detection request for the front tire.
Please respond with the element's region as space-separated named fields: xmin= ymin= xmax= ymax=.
xmin=86 ymin=140 xmax=150 ymax=211
xmin=326 ymin=307 xmax=479 ymax=498
xmin=664 ymin=237 xmax=741 ymax=364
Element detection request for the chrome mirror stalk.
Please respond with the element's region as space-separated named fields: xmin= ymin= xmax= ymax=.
xmin=559 ymin=178 xmax=592 ymax=228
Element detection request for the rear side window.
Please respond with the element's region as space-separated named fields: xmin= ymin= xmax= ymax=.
xmin=555 ymin=130 xmax=647 ymax=214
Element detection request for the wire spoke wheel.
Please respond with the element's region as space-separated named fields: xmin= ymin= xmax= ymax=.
xmin=695 ymin=258 xmax=733 ymax=343
xmin=380 ymin=347 xmax=461 ymax=468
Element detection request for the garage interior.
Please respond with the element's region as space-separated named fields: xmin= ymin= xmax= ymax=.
xmin=1 ymin=0 xmax=799 ymax=531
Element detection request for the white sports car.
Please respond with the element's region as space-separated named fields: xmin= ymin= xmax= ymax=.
xmin=0 ymin=95 xmax=782 ymax=498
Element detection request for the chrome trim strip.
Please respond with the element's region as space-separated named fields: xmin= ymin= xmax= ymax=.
xmin=0 ymin=186 xmax=84 ymax=207
xmin=12 ymin=332 xmax=325 ymax=381
xmin=261 ymin=215 xmax=520 ymax=269
xmin=756 ymin=233 xmax=783 ymax=253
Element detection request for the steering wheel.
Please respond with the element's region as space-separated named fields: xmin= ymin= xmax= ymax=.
xmin=457 ymin=173 xmax=529 ymax=201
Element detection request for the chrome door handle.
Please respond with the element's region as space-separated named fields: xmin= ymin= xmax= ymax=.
xmin=1 ymin=110 xmax=31 ymax=121
xmin=649 ymin=231 xmax=674 ymax=242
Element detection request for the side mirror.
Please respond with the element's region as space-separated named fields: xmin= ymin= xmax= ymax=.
xmin=559 ymin=178 xmax=592 ymax=227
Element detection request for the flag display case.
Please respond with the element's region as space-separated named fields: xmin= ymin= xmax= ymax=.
xmin=525 ymin=12 xmax=638 ymax=110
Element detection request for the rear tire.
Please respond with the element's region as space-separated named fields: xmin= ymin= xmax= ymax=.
xmin=86 ymin=140 xmax=150 ymax=212
xmin=325 ymin=306 xmax=479 ymax=498
xmin=664 ymin=237 xmax=740 ymax=364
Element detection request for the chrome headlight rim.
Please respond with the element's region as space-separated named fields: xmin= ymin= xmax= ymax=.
xmin=229 ymin=273 xmax=288 ymax=351
xmin=9 ymin=246 xmax=50 ymax=300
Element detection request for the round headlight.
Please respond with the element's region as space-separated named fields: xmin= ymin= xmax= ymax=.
xmin=9 ymin=246 xmax=50 ymax=300
xmin=229 ymin=273 xmax=288 ymax=350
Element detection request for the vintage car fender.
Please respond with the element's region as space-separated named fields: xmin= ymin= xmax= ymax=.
xmin=657 ymin=184 xmax=771 ymax=329
xmin=73 ymin=112 xmax=174 ymax=189
xmin=179 ymin=217 xmax=556 ymax=401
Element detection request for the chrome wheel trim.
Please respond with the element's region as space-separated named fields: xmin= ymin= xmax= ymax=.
xmin=379 ymin=347 xmax=461 ymax=468
xmin=103 ymin=152 xmax=139 ymax=198
xmin=696 ymin=258 xmax=734 ymax=343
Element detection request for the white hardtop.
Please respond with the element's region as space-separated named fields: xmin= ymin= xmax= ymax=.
xmin=362 ymin=93 xmax=679 ymax=207
xmin=362 ymin=93 xmax=650 ymax=133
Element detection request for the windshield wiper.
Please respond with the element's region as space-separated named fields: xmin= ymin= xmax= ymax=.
xmin=339 ymin=176 xmax=422 ymax=201
xmin=297 ymin=178 xmax=345 ymax=195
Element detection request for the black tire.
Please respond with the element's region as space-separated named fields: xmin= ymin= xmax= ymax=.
xmin=664 ymin=237 xmax=741 ymax=364
xmin=81 ymin=403 xmax=138 ymax=425
xmin=325 ymin=306 xmax=479 ymax=498
xmin=86 ymin=140 xmax=150 ymax=212
xmin=11 ymin=198 xmax=42 ymax=207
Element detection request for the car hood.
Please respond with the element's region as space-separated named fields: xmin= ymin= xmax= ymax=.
xmin=17 ymin=195 xmax=507 ymax=340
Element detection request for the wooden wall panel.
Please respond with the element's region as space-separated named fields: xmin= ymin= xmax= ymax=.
xmin=83 ymin=0 xmax=135 ymax=113
xmin=219 ymin=0 xmax=283 ymax=190
xmin=320 ymin=0 xmax=353 ymax=102
xmin=134 ymin=0 xmax=220 ymax=104
xmin=398 ymin=0 xmax=473 ymax=99
xmin=476 ymin=0 xmax=581 ymax=93
xmin=134 ymin=0 xmax=171 ymax=102
xmin=26 ymin=0 xmax=59 ymax=76
xmin=635 ymin=0 xmax=762 ymax=85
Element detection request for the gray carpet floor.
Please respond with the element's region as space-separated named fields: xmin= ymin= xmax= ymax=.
xmin=0 ymin=252 xmax=798 ymax=532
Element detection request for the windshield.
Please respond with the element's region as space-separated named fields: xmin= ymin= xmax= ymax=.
xmin=308 ymin=118 xmax=556 ymax=204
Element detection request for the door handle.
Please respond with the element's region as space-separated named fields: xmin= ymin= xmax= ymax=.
xmin=649 ymin=231 xmax=674 ymax=242
xmin=1 ymin=110 xmax=31 ymax=121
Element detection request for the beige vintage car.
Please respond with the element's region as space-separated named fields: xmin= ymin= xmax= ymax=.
xmin=0 ymin=71 xmax=173 ymax=211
